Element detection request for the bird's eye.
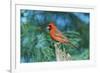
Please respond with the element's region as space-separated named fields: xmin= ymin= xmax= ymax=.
xmin=49 ymin=25 xmax=52 ymax=27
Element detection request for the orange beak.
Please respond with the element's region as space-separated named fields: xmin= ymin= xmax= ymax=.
xmin=47 ymin=26 xmax=50 ymax=30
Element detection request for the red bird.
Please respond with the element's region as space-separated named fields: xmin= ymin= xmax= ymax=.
xmin=47 ymin=22 xmax=78 ymax=49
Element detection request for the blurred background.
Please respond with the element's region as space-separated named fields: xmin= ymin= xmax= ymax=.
xmin=20 ymin=9 xmax=90 ymax=63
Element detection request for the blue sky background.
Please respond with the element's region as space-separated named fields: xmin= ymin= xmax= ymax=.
xmin=21 ymin=10 xmax=90 ymax=30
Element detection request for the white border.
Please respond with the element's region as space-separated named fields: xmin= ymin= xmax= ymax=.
xmin=11 ymin=3 xmax=95 ymax=73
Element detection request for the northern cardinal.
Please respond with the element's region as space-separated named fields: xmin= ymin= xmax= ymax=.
xmin=47 ymin=22 xmax=78 ymax=49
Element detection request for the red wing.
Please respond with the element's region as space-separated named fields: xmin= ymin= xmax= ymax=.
xmin=55 ymin=29 xmax=64 ymax=38
xmin=54 ymin=29 xmax=69 ymax=43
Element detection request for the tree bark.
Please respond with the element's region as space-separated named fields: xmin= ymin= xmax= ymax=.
xmin=54 ymin=42 xmax=71 ymax=61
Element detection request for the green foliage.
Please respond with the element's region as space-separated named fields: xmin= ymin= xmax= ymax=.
xmin=71 ymin=49 xmax=89 ymax=60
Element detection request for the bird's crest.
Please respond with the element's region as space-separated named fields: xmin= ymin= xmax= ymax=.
xmin=48 ymin=22 xmax=57 ymax=29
